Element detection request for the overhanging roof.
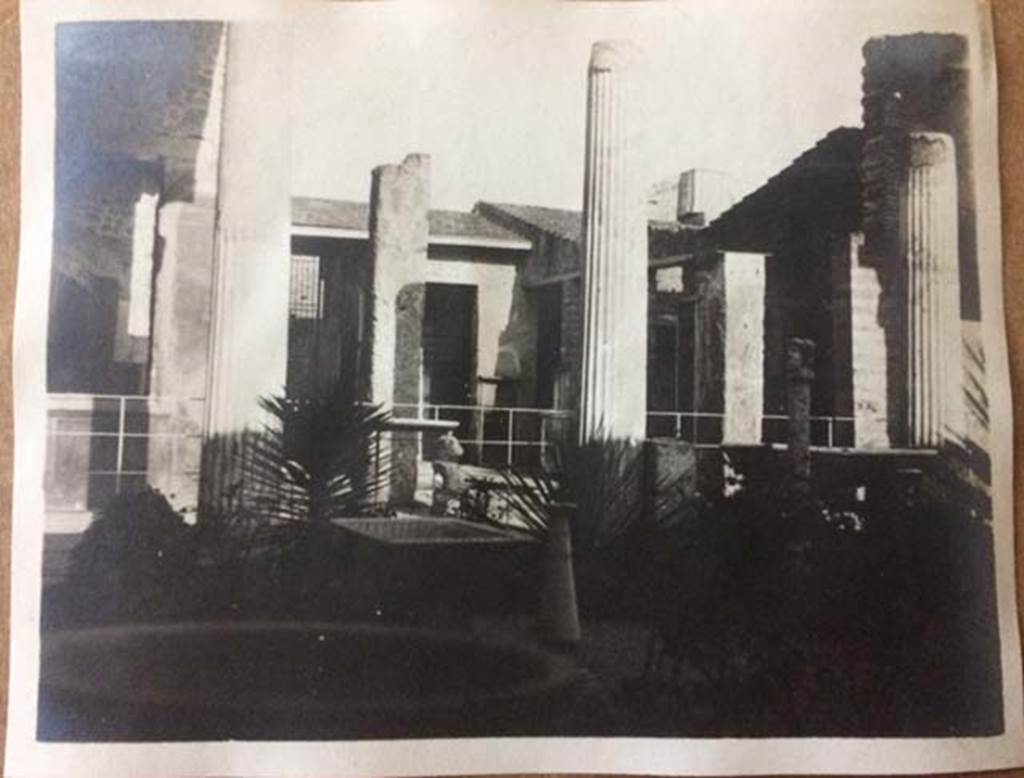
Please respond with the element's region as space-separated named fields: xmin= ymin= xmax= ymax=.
xmin=291 ymin=197 xmax=531 ymax=250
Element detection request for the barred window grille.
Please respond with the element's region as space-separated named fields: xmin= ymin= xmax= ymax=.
xmin=289 ymin=255 xmax=322 ymax=319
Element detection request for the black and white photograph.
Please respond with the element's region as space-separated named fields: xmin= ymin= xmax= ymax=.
xmin=7 ymin=0 xmax=1024 ymax=774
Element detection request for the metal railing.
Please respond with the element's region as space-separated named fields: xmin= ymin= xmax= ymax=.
xmin=45 ymin=393 xmax=204 ymax=512
xmin=645 ymin=411 xmax=726 ymax=448
xmin=395 ymin=404 xmax=858 ymax=466
xmin=646 ymin=409 xmax=856 ymax=449
xmin=393 ymin=403 xmax=574 ymax=467
xmin=762 ymin=413 xmax=856 ymax=449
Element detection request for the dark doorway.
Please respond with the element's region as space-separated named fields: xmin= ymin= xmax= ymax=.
xmin=646 ymin=297 xmax=703 ymax=440
xmin=287 ymin=238 xmax=371 ymax=401
xmin=534 ymin=283 xmax=563 ymax=409
xmin=423 ymin=284 xmax=477 ymax=407
xmin=648 ymin=320 xmax=679 ymax=412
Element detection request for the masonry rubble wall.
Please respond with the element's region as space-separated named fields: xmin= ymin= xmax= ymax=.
xmin=46 ymin=22 xmax=227 ymax=529
xmin=368 ymin=154 xmax=430 ymax=504
xmin=861 ymin=33 xmax=977 ymax=321
xmin=50 ymin=21 xmax=226 ymax=397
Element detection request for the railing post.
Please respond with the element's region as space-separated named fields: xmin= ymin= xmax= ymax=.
xmin=476 ymin=407 xmax=485 ymax=466
xmin=786 ymin=338 xmax=815 ymax=499
xmin=539 ymin=412 xmax=547 ymax=466
xmin=507 ymin=408 xmax=515 ymax=466
xmin=115 ymin=395 xmax=126 ymax=495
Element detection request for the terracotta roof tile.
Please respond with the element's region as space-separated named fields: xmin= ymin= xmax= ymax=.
xmin=474 ymin=202 xmax=584 ymax=243
xmin=291 ymin=197 xmax=524 ymax=243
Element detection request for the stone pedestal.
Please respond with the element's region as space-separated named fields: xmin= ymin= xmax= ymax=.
xmin=578 ymin=41 xmax=648 ymax=443
xmin=204 ymin=22 xmax=292 ymax=436
xmin=644 ymin=438 xmax=696 ymax=521
xmin=786 ymin=338 xmax=815 ymax=495
xmin=369 ymin=154 xmax=430 ymax=504
xmin=901 ymin=132 xmax=963 ymax=447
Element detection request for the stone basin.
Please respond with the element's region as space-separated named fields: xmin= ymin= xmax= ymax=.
xmin=335 ymin=516 xmax=535 ymax=545
xmin=38 ymin=621 xmax=576 ymax=741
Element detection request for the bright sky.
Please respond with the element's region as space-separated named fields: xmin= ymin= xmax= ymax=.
xmin=289 ymin=0 xmax=978 ymax=212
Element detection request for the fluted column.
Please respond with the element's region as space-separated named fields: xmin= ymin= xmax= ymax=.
xmin=204 ymin=22 xmax=293 ymax=435
xmin=578 ymin=41 xmax=648 ymax=443
xmin=901 ymin=132 xmax=963 ymax=447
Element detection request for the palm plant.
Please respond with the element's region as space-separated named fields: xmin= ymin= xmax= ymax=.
xmin=199 ymin=381 xmax=393 ymax=616
xmin=244 ymin=388 xmax=392 ymax=524
xmin=494 ymin=434 xmax=677 ymax=550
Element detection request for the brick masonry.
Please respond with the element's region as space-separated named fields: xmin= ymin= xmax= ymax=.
xmin=50 ymin=21 xmax=226 ymax=396
xmin=369 ymin=154 xmax=430 ymax=504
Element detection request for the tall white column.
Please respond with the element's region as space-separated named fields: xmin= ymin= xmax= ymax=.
xmin=204 ymin=22 xmax=293 ymax=435
xmin=901 ymin=132 xmax=963 ymax=447
xmin=578 ymin=41 xmax=648 ymax=443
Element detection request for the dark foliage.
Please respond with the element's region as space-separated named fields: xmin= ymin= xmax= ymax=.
xmin=194 ymin=385 xmax=393 ymax=618
xmin=45 ymin=386 xmax=395 ymax=626
xmin=46 ymin=487 xmax=198 ymax=626
xmin=623 ymin=443 xmax=1001 ymax=736
xmin=481 ymin=434 xmax=678 ymax=549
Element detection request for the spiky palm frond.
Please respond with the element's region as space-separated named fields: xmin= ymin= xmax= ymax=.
xmin=248 ymin=388 xmax=392 ymax=524
xmin=492 ymin=432 xmax=680 ymax=549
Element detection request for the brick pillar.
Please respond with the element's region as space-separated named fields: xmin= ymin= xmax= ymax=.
xmin=148 ymin=26 xmax=226 ymax=517
xmin=901 ymin=132 xmax=963 ymax=447
xmin=786 ymin=338 xmax=815 ymax=495
xmin=578 ymin=41 xmax=648 ymax=443
xmin=151 ymin=203 xmax=216 ymax=514
xmin=369 ymin=154 xmax=429 ymax=504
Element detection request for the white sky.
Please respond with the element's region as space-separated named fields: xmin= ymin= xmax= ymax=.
xmin=289 ymin=0 xmax=978 ymax=212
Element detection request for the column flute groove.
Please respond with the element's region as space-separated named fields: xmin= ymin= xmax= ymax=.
xmin=578 ymin=41 xmax=648 ymax=443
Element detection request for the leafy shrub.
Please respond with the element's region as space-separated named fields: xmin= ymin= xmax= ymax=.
xmin=632 ymin=444 xmax=1001 ymax=736
xmin=51 ymin=487 xmax=198 ymax=625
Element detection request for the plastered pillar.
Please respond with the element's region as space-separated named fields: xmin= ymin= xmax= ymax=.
xmin=721 ymin=252 xmax=766 ymax=444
